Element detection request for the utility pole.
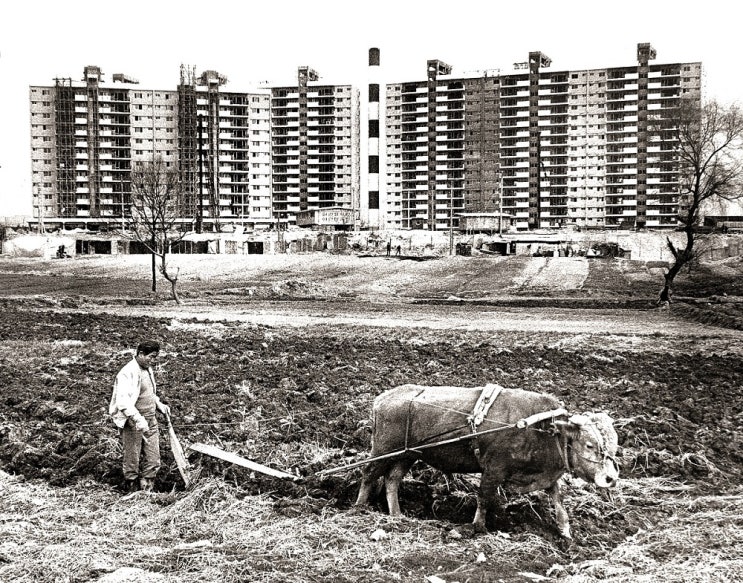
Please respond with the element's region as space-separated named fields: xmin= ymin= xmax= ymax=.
xmin=449 ymin=185 xmax=454 ymax=255
xmin=120 ymin=176 xmax=126 ymax=233
xmin=497 ymin=172 xmax=503 ymax=236
xmin=37 ymin=186 xmax=45 ymax=234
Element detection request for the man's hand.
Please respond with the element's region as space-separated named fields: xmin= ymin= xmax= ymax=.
xmin=133 ymin=415 xmax=149 ymax=432
xmin=158 ymin=403 xmax=171 ymax=418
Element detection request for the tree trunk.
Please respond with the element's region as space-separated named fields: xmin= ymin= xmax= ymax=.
xmin=659 ymin=277 xmax=673 ymax=305
xmin=151 ymin=251 xmax=157 ymax=292
xmin=659 ymin=230 xmax=693 ymax=304
xmin=159 ymin=254 xmax=181 ymax=304
xmin=659 ymin=256 xmax=683 ymax=304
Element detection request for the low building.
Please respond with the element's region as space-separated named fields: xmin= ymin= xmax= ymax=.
xmin=296 ymin=207 xmax=356 ymax=230
xmin=458 ymin=212 xmax=514 ymax=234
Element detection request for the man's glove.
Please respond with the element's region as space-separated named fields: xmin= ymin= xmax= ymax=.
xmin=132 ymin=415 xmax=149 ymax=432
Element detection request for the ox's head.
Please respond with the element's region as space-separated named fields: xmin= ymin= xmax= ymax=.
xmin=555 ymin=412 xmax=619 ymax=488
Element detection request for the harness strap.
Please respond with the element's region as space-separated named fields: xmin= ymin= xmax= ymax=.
xmin=468 ymin=384 xmax=503 ymax=431
xmin=556 ymin=433 xmax=571 ymax=473
xmin=404 ymin=388 xmax=427 ymax=451
xmin=469 ymin=384 xmax=504 ymax=462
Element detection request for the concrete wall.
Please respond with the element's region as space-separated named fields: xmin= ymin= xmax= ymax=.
xmin=2 ymin=235 xmax=77 ymax=259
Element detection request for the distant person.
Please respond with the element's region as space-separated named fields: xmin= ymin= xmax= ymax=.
xmin=386 ymin=241 xmax=392 ymax=256
xmin=109 ymin=340 xmax=171 ymax=493
xmin=396 ymin=245 xmax=401 ymax=256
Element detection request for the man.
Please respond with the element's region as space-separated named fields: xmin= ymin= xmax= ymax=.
xmin=109 ymin=340 xmax=170 ymax=492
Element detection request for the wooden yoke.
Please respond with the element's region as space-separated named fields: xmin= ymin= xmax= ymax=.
xmin=516 ymin=408 xmax=568 ymax=429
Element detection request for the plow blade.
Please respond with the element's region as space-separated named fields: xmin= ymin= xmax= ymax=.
xmin=166 ymin=413 xmax=191 ymax=488
xmin=189 ymin=442 xmax=300 ymax=481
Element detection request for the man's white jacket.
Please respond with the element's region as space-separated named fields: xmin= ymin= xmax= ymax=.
xmin=109 ymin=357 xmax=166 ymax=429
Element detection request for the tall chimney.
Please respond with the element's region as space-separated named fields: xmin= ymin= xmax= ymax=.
xmin=367 ymin=48 xmax=382 ymax=228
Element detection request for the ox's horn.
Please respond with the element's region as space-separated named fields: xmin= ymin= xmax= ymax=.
xmin=552 ymin=419 xmax=573 ymax=433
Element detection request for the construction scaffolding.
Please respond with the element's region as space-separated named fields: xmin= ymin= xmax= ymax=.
xmin=177 ymin=65 xmax=199 ymax=230
xmin=198 ymin=69 xmax=227 ymax=230
xmin=54 ymin=78 xmax=76 ymax=218
xmin=85 ymin=66 xmax=102 ymax=218
xmin=463 ymin=74 xmax=501 ymax=214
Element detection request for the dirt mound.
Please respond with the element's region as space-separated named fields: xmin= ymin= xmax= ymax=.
xmin=673 ymin=298 xmax=743 ymax=331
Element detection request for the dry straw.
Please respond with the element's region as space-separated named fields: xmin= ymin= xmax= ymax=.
xmin=1 ymin=469 xmax=741 ymax=582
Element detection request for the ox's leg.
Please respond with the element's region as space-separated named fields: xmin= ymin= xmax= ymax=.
xmin=473 ymin=497 xmax=488 ymax=534
xmin=548 ymin=481 xmax=572 ymax=539
xmin=355 ymin=461 xmax=387 ymax=507
xmin=473 ymin=465 xmax=503 ymax=534
xmin=384 ymin=459 xmax=415 ymax=516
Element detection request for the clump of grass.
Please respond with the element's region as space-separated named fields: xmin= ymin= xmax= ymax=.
xmin=556 ymin=481 xmax=743 ymax=582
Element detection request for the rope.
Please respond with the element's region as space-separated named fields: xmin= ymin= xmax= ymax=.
xmin=86 ymin=399 xmax=517 ymax=432
xmin=101 ymin=390 xmax=563 ymax=440
xmin=172 ymin=393 xmax=521 ymax=432
xmin=169 ymin=401 xmax=348 ymax=429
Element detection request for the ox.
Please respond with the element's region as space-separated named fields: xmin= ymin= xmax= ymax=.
xmin=355 ymin=384 xmax=619 ymax=538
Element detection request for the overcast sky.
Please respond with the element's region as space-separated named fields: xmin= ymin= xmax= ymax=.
xmin=1 ymin=0 xmax=740 ymax=216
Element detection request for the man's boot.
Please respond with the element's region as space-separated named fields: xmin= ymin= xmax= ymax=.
xmin=139 ymin=477 xmax=154 ymax=492
xmin=124 ymin=479 xmax=139 ymax=493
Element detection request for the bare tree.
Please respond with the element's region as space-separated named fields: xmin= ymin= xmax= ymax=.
xmin=129 ymin=157 xmax=186 ymax=304
xmin=658 ymin=99 xmax=743 ymax=303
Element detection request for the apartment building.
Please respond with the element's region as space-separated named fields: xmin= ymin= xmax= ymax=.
xmin=382 ymin=43 xmax=701 ymax=231
xmin=177 ymin=67 xmax=271 ymax=231
xmin=30 ymin=64 xmax=361 ymax=231
xmin=269 ymin=67 xmax=360 ymax=227
xmin=30 ymin=66 xmax=178 ymax=227
xmin=383 ymin=60 xmax=501 ymax=231
xmin=503 ymin=43 xmax=702 ymax=230
xmin=29 ymin=44 xmax=700 ymax=233
xmin=30 ymin=65 xmax=273 ymax=231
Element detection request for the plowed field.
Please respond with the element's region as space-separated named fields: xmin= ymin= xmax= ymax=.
xmin=1 ymin=253 xmax=742 ymax=582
